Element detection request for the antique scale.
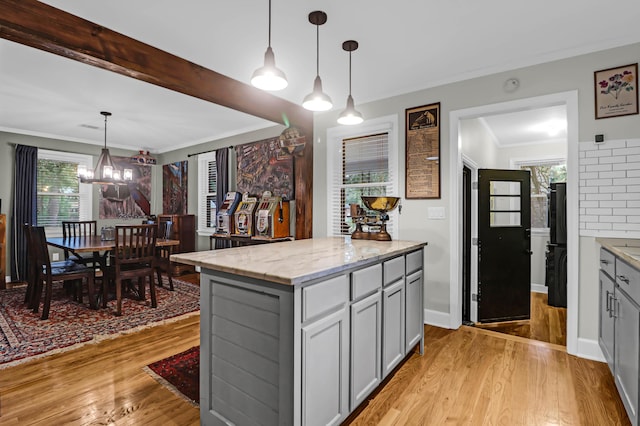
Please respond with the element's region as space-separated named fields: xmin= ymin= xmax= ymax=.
xmin=350 ymin=196 xmax=401 ymax=241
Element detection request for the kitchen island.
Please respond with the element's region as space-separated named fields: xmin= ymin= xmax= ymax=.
xmin=172 ymin=236 xmax=427 ymax=426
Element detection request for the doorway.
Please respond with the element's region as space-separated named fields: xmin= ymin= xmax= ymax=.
xmin=449 ymin=91 xmax=579 ymax=354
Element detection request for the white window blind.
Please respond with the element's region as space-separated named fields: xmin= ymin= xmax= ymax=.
xmin=327 ymin=116 xmax=399 ymax=239
xmin=198 ymin=152 xmax=217 ymax=234
xmin=37 ymin=150 xmax=92 ymax=236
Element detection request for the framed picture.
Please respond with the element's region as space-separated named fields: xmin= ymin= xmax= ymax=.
xmin=594 ymin=63 xmax=638 ymax=119
xmin=405 ymin=102 xmax=440 ymax=199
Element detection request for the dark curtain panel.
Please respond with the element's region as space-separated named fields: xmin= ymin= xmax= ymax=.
xmin=215 ymin=148 xmax=230 ymax=249
xmin=11 ymin=145 xmax=38 ymax=281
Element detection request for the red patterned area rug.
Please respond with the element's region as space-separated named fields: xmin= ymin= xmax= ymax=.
xmin=0 ymin=277 xmax=199 ymax=369
xmin=144 ymin=345 xmax=199 ymax=406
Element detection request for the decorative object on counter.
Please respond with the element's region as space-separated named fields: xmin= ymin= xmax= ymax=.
xmin=405 ymin=102 xmax=441 ymax=199
xmin=235 ymin=137 xmax=294 ymax=200
xmin=251 ymin=0 xmax=287 ymax=91
xmin=99 ymin=156 xmax=152 ymax=219
xmin=215 ymin=192 xmax=242 ymax=236
xmin=337 ymin=40 xmax=364 ymax=125
xmin=351 ymin=196 xmax=401 ymax=241
xmin=278 ymin=125 xmax=306 ymax=156
xmin=162 ymin=161 xmax=188 ymax=215
xmin=232 ymin=192 xmax=259 ymax=237
xmin=130 ymin=150 xmax=157 ymax=165
xmin=302 ymin=11 xmax=332 ymax=112
xmin=594 ymin=63 xmax=638 ymax=119
xmin=255 ymin=191 xmax=290 ymax=239
xmin=78 ymin=111 xmax=134 ymax=185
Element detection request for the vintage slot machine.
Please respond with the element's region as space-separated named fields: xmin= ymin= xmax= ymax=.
xmin=254 ymin=192 xmax=290 ymax=239
xmin=215 ymin=191 xmax=241 ymax=235
xmin=232 ymin=193 xmax=258 ymax=236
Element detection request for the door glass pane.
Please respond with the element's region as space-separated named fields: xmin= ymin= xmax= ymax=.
xmin=490 ymin=196 xmax=521 ymax=211
xmin=489 ymin=180 xmax=520 ymax=196
xmin=491 ymin=212 xmax=521 ymax=227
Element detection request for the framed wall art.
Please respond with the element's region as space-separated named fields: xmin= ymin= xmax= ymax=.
xmin=594 ymin=63 xmax=638 ymax=119
xmin=405 ymin=102 xmax=441 ymax=199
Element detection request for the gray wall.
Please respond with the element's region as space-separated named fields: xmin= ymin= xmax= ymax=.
xmin=312 ymin=42 xmax=640 ymax=340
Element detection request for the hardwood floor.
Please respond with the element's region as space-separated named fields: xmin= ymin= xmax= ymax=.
xmin=0 ymin=278 xmax=627 ymax=425
xmin=474 ymin=292 xmax=567 ymax=346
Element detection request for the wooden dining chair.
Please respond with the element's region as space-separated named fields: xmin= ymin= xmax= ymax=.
xmin=155 ymin=219 xmax=174 ymax=291
xmin=27 ymin=225 xmax=97 ymax=320
xmin=61 ymin=220 xmax=103 ymax=269
xmin=105 ymin=224 xmax=158 ymax=316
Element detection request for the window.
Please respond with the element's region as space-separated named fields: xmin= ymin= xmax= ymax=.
xmin=198 ymin=152 xmax=217 ymax=235
xmin=514 ymin=159 xmax=566 ymax=229
xmin=327 ymin=115 xmax=399 ymax=238
xmin=37 ymin=149 xmax=92 ymax=236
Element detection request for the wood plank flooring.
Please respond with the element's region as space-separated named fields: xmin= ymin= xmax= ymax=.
xmin=0 ymin=277 xmax=628 ymax=425
xmin=475 ymin=292 xmax=568 ymax=346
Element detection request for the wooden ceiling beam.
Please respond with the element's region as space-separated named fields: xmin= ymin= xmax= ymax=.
xmin=0 ymin=0 xmax=314 ymax=239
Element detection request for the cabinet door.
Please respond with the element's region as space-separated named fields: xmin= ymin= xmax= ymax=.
xmin=302 ymin=307 xmax=349 ymax=426
xmin=350 ymin=291 xmax=382 ymax=410
xmin=405 ymin=270 xmax=423 ymax=354
xmin=599 ymin=270 xmax=615 ymax=371
xmin=614 ymin=289 xmax=639 ymax=425
xmin=382 ymin=279 xmax=405 ymax=377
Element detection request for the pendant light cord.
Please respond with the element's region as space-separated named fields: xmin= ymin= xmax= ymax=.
xmin=268 ymin=0 xmax=272 ymax=48
xmin=315 ymin=24 xmax=320 ymax=77
xmin=104 ymin=114 xmax=108 ymax=149
xmin=348 ymin=51 xmax=352 ymax=96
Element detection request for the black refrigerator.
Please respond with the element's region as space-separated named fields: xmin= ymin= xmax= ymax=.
xmin=546 ymin=182 xmax=567 ymax=307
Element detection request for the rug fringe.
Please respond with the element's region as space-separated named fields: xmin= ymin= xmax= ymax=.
xmin=143 ymin=365 xmax=199 ymax=407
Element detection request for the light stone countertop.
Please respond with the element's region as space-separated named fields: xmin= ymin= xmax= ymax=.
xmin=597 ymin=237 xmax=640 ymax=270
xmin=171 ymin=236 xmax=427 ymax=286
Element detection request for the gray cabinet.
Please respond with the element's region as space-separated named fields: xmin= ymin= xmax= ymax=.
xmin=382 ymin=279 xmax=405 ymax=377
xmin=350 ymin=291 xmax=382 ymax=409
xmin=405 ymin=270 xmax=424 ymax=355
xmin=302 ymin=305 xmax=350 ymax=426
xmin=598 ymin=247 xmax=640 ymax=426
xmin=599 ymin=270 xmax=615 ymax=370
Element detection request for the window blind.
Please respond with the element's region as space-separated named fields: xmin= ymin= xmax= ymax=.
xmin=198 ymin=152 xmax=217 ymax=233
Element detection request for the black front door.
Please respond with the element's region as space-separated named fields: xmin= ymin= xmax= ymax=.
xmin=477 ymin=169 xmax=531 ymax=323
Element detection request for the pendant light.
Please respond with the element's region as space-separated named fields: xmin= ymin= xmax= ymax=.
xmin=302 ymin=11 xmax=332 ymax=112
xmin=251 ymin=0 xmax=288 ymax=91
xmin=337 ymin=40 xmax=364 ymax=125
xmin=78 ymin=111 xmax=132 ymax=185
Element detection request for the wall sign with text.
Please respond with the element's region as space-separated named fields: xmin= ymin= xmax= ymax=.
xmin=405 ymin=102 xmax=441 ymax=199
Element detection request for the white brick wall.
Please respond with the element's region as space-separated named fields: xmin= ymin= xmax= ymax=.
xmin=579 ymin=138 xmax=640 ymax=236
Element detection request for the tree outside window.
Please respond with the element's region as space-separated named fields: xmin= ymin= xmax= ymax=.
xmin=518 ymin=161 xmax=566 ymax=228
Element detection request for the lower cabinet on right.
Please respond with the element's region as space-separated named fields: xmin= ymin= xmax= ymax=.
xmin=598 ymin=248 xmax=640 ymax=426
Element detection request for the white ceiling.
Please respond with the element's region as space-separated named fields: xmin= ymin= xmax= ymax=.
xmin=1 ymin=0 xmax=639 ymax=153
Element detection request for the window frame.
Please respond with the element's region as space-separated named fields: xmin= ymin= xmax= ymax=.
xmin=510 ymin=155 xmax=566 ymax=234
xmin=38 ymin=149 xmax=93 ymax=237
xmin=326 ymin=115 xmax=399 ymax=239
xmin=197 ymin=151 xmax=217 ymax=236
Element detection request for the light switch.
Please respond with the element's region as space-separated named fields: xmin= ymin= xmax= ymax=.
xmin=427 ymin=206 xmax=445 ymax=219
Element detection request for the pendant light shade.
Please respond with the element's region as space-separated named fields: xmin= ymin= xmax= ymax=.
xmin=338 ymin=40 xmax=363 ymax=125
xmin=78 ymin=111 xmax=132 ymax=185
xmin=302 ymin=11 xmax=332 ymax=112
xmin=251 ymin=0 xmax=288 ymax=91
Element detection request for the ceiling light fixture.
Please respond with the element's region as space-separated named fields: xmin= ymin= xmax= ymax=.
xmin=251 ymin=0 xmax=288 ymax=91
xmin=337 ymin=40 xmax=363 ymax=125
xmin=78 ymin=111 xmax=132 ymax=185
xmin=302 ymin=11 xmax=332 ymax=112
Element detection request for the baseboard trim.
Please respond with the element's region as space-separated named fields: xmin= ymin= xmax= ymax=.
xmin=531 ymin=284 xmax=548 ymax=294
xmin=577 ymin=338 xmax=605 ymax=362
xmin=424 ymin=308 xmax=453 ymax=329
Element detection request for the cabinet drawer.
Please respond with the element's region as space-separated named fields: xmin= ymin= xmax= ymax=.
xmin=302 ymin=274 xmax=348 ymax=322
xmin=383 ymin=257 xmax=404 ymax=286
xmin=616 ymin=258 xmax=640 ymax=305
xmin=600 ymin=248 xmax=616 ymax=279
xmin=352 ymin=264 xmax=382 ymax=300
xmin=406 ymin=250 xmax=423 ymax=275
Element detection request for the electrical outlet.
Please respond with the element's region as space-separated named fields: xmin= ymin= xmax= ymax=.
xmin=52 ymin=252 xmax=59 ymax=261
